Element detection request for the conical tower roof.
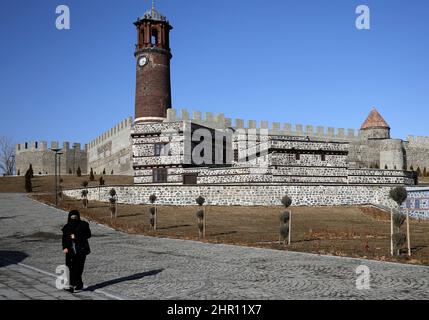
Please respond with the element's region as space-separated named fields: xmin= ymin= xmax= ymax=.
xmin=360 ymin=107 xmax=390 ymax=130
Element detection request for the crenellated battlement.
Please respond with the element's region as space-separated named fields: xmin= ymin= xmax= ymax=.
xmin=406 ymin=135 xmax=429 ymax=148
xmin=15 ymin=141 xmax=87 ymax=154
xmin=88 ymin=117 xmax=133 ymax=150
xmin=165 ymin=108 xmax=359 ymax=141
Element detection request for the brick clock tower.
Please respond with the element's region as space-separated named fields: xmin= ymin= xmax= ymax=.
xmin=134 ymin=2 xmax=173 ymax=123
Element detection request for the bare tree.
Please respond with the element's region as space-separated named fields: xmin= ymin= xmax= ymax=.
xmin=0 ymin=136 xmax=15 ymax=175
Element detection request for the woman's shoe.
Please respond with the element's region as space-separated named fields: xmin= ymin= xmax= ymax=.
xmin=74 ymin=284 xmax=84 ymax=291
xmin=63 ymin=287 xmax=74 ymax=293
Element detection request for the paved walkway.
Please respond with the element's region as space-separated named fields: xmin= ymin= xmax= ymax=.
xmin=0 ymin=193 xmax=428 ymax=300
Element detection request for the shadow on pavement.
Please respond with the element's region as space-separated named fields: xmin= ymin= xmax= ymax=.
xmin=0 ymin=250 xmax=29 ymax=268
xmin=85 ymin=269 xmax=164 ymax=292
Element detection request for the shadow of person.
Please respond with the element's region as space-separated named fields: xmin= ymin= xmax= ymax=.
xmin=0 ymin=250 xmax=29 ymax=268
xmin=84 ymin=269 xmax=164 ymax=292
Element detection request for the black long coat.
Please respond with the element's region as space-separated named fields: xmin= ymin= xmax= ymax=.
xmin=62 ymin=213 xmax=92 ymax=256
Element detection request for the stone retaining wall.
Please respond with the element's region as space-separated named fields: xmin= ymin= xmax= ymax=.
xmin=63 ymin=184 xmax=397 ymax=207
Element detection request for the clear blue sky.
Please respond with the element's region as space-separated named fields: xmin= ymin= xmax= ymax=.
xmin=1 ymin=0 xmax=428 ymax=145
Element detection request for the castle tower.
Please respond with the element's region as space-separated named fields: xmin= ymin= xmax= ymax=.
xmin=359 ymin=107 xmax=391 ymax=140
xmin=134 ymin=1 xmax=173 ymax=123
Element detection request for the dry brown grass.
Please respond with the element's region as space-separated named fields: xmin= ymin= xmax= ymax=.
xmin=0 ymin=175 xmax=133 ymax=193
xmin=419 ymin=177 xmax=429 ymax=186
xmin=31 ymin=194 xmax=429 ymax=266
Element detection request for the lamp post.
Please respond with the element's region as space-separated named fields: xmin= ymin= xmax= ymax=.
xmin=11 ymin=155 xmax=15 ymax=176
xmin=58 ymin=152 xmax=63 ymax=201
xmin=51 ymin=148 xmax=62 ymax=207
xmin=73 ymin=145 xmax=76 ymax=175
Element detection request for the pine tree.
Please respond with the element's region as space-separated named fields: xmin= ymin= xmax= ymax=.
xmin=89 ymin=168 xmax=95 ymax=181
xmin=103 ymin=168 xmax=106 ymax=175
xmin=28 ymin=164 xmax=34 ymax=178
xmin=24 ymin=169 xmax=32 ymax=193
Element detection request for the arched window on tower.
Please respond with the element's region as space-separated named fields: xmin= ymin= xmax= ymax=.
xmin=151 ymin=28 xmax=158 ymax=46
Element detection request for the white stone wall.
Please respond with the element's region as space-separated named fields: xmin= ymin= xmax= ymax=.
xmin=64 ymin=184 xmax=397 ymax=207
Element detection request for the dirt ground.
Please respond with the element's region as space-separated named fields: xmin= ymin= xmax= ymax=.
xmin=419 ymin=177 xmax=429 ymax=186
xmin=31 ymin=194 xmax=429 ymax=266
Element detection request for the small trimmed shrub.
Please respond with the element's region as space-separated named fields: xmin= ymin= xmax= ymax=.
xmin=109 ymin=188 xmax=116 ymax=198
xmin=198 ymin=222 xmax=204 ymax=233
xmin=279 ymin=211 xmax=290 ymax=224
xmin=393 ymin=213 xmax=406 ymax=229
xmin=109 ymin=188 xmax=117 ymax=218
xmin=196 ymin=196 xmax=205 ymax=206
xmin=280 ymin=225 xmax=290 ymax=240
xmin=392 ymin=232 xmax=407 ymax=255
xmin=28 ymin=164 xmax=34 ymax=178
xmin=417 ymin=167 xmax=422 ymax=177
xmin=99 ymin=177 xmax=105 ymax=186
xmin=149 ymin=194 xmax=157 ymax=204
xmin=389 ymin=187 xmax=407 ymax=207
xmin=81 ymin=189 xmax=89 ymax=208
xmin=389 ymin=186 xmax=409 ymax=257
xmin=149 ymin=194 xmax=157 ymax=230
xmin=196 ymin=196 xmax=206 ymax=238
xmin=196 ymin=209 xmax=204 ymax=220
xmin=281 ymin=196 xmax=292 ymax=208
xmin=149 ymin=207 xmax=156 ymax=229
xmin=279 ymin=195 xmax=293 ymax=246
xmin=24 ymin=169 xmax=32 ymax=193
xmin=89 ymin=168 xmax=95 ymax=181
xmin=76 ymin=166 xmax=82 ymax=177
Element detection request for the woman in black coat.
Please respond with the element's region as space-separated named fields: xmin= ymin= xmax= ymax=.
xmin=62 ymin=210 xmax=91 ymax=293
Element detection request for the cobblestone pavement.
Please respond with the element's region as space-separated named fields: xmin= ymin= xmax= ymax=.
xmin=0 ymin=193 xmax=428 ymax=300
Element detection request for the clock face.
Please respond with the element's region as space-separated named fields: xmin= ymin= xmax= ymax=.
xmin=138 ymin=56 xmax=147 ymax=67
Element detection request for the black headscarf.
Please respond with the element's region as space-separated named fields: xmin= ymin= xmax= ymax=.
xmin=62 ymin=210 xmax=81 ymax=233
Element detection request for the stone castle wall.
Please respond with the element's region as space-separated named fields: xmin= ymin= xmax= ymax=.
xmin=87 ymin=117 xmax=133 ymax=175
xmin=15 ymin=141 xmax=88 ymax=176
xmin=404 ymin=136 xmax=429 ymax=172
xmin=165 ymin=108 xmax=429 ymax=174
xmin=165 ymin=109 xmax=360 ymax=141
xmin=15 ymin=110 xmax=429 ymax=179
